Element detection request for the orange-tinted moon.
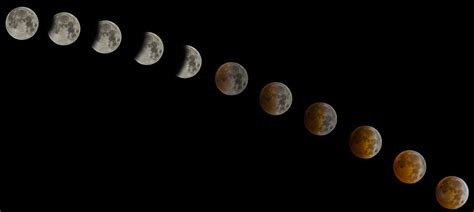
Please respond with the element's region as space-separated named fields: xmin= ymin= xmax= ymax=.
xmin=215 ymin=62 xmax=248 ymax=96
xmin=349 ymin=126 xmax=382 ymax=159
xmin=393 ymin=150 xmax=426 ymax=184
xmin=259 ymin=82 xmax=292 ymax=116
xmin=304 ymin=102 xmax=337 ymax=136
xmin=436 ymin=176 xmax=469 ymax=210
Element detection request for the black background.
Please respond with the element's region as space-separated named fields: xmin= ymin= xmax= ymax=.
xmin=0 ymin=0 xmax=472 ymax=211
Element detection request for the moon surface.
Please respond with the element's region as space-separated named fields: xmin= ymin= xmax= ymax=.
xmin=215 ymin=62 xmax=248 ymax=96
xmin=135 ymin=32 xmax=164 ymax=65
xmin=259 ymin=82 xmax=292 ymax=116
xmin=393 ymin=150 xmax=426 ymax=184
xmin=304 ymin=102 xmax=337 ymax=136
xmin=349 ymin=126 xmax=382 ymax=159
xmin=177 ymin=45 xmax=202 ymax=78
xmin=92 ymin=20 xmax=122 ymax=54
xmin=48 ymin=12 xmax=80 ymax=46
xmin=5 ymin=6 xmax=39 ymax=40
xmin=436 ymin=176 xmax=469 ymax=210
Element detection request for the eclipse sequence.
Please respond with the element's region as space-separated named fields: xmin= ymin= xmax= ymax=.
xmin=2 ymin=4 xmax=471 ymax=211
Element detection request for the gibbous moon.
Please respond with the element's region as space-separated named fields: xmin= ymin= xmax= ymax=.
xmin=393 ymin=150 xmax=426 ymax=184
xmin=5 ymin=6 xmax=39 ymax=40
xmin=349 ymin=126 xmax=382 ymax=159
xmin=215 ymin=62 xmax=248 ymax=96
xmin=48 ymin=12 xmax=80 ymax=46
xmin=304 ymin=102 xmax=337 ymax=136
xmin=436 ymin=176 xmax=469 ymax=210
xmin=259 ymin=82 xmax=292 ymax=116
xmin=135 ymin=32 xmax=164 ymax=65
xmin=92 ymin=20 xmax=122 ymax=54
xmin=177 ymin=45 xmax=202 ymax=78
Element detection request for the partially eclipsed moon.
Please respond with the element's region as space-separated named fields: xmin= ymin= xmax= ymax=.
xmin=349 ymin=126 xmax=382 ymax=159
xmin=48 ymin=12 xmax=81 ymax=46
xmin=436 ymin=176 xmax=469 ymax=210
xmin=177 ymin=45 xmax=202 ymax=78
xmin=259 ymin=82 xmax=292 ymax=116
xmin=135 ymin=32 xmax=164 ymax=65
xmin=92 ymin=20 xmax=122 ymax=54
xmin=5 ymin=6 xmax=39 ymax=40
xmin=215 ymin=62 xmax=248 ymax=96
xmin=304 ymin=102 xmax=337 ymax=136
xmin=393 ymin=150 xmax=426 ymax=184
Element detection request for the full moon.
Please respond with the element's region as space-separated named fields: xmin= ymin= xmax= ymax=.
xmin=92 ymin=20 xmax=122 ymax=54
xmin=259 ymin=82 xmax=292 ymax=116
xmin=48 ymin=12 xmax=80 ymax=46
xmin=393 ymin=150 xmax=426 ymax=184
xmin=135 ymin=32 xmax=164 ymax=65
xmin=436 ymin=176 xmax=469 ymax=210
xmin=215 ymin=62 xmax=248 ymax=96
xmin=176 ymin=45 xmax=202 ymax=79
xmin=304 ymin=102 xmax=337 ymax=136
xmin=5 ymin=6 xmax=39 ymax=40
xmin=349 ymin=126 xmax=382 ymax=159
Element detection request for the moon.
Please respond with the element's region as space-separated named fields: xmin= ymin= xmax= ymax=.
xmin=436 ymin=176 xmax=469 ymax=210
xmin=177 ymin=45 xmax=202 ymax=78
xmin=259 ymin=82 xmax=292 ymax=116
xmin=92 ymin=20 xmax=122 ymax=54
xmin=135 ymin=32 xmax=164 ymax=65
xmin=393 ymin=150 xmax=426 ymax=184
xmin=215 ymin=62 xmax=248 ymax=96
xmin=5 ymin=6 xmax=39 ymax=40
xmin=349 ymin=126 xmax=382 ymax=159
xmin=304 ymin=102 xmax=337 ymax=136
xmin=48 ymin=12 xmax=80 ymax=46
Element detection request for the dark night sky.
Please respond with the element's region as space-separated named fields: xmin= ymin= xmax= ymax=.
xmin=0 ymin=1 xmax=472 ymax=211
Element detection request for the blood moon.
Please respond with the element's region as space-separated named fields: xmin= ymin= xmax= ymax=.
xmin=349 ymin=126 xmax=382 ymax=159
xmin=393 ymin=150 xmax=427 ymax=184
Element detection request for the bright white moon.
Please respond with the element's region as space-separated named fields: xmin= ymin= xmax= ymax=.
xmin=92 ymin=20 xmax=122 ymax=54
xmin=5 ymin=6 xmax=39 ymax=40
xmin=177 ymin=45 xmax=202 ymax=78
xmin=48 ymin=12 xmax=81 ymax=46
xmin=135 ymin=32 xmax=164 ymax=65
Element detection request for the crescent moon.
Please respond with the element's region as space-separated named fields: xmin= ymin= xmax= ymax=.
xmin=177 ymin=45 xmax=202 ymax=79
xmin=92 ymin=20 xmax=122 ymax=54
xmin=135 ymin=32 xmax=164 ymax=65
